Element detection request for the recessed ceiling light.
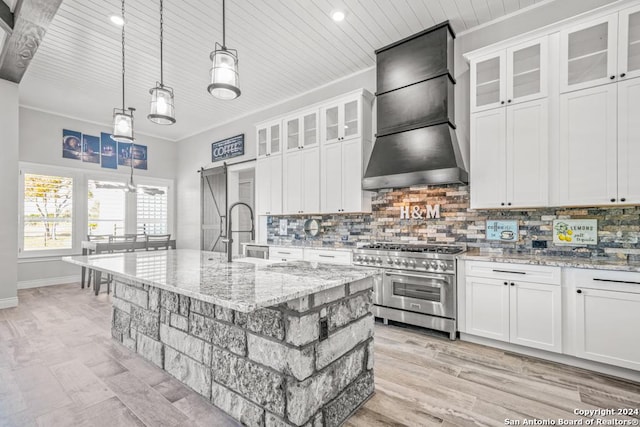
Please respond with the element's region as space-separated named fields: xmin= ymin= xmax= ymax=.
xmin=331 ymin=10 xmax=345 ymax=22
xmin=110 ymin=15 xmax=125 ymax=26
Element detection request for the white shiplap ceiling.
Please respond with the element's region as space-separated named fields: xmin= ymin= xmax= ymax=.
xmin=19 ymin=0 xmax=545 ymax=141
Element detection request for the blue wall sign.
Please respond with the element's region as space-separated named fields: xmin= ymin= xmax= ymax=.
xmin=486 ymin=220 xmax=519 ymax=242
xmin=212 ymin=134 xmax=244 ymax=162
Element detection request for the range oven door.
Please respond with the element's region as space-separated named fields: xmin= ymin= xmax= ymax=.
xmin=382 ymin=270 xmax=455 ymax=318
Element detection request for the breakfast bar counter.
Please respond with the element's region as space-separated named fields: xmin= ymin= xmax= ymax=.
xmin=63 ymin=250 xmax=380 ymax=427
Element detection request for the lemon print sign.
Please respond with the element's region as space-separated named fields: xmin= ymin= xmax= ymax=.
xmin=552 ymin=219 xmax=598 ymax=246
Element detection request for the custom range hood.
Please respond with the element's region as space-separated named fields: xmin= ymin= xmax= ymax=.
xmin=363 ymin=22 xmax=468 ymax=190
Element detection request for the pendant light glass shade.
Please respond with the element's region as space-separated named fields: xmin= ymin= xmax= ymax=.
xmin=112 ymin=108 xmax=135 ymax=142
xmin=148 ymin=84 xmax=176 ymax=124
xmin=208 ymin=44 xmax=240 ymax=100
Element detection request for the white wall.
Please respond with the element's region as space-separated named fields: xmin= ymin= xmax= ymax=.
xmin=17 ymin=107 xmax=178 ymax=285
xmin=0 ymin=80 xmax=19 ymax=306
xmin=175 ymin=68 xmax=376 ymax=249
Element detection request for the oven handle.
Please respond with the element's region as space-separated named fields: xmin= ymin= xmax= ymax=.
xmin=384 ymin=271 xmax=447 ymax=284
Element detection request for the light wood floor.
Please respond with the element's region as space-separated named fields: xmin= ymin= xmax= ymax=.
xmin=1 ymin=284 xmax=639 ymax=427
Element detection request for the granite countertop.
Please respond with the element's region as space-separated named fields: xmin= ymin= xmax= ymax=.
xmin=63 ymin=249 xmax=379 ymax=312
xmin=459 ymin=249 xmax=640 ymax=272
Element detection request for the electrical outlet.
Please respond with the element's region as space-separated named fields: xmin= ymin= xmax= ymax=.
xmin=319 ymin=318 xmax=329 ymax=341
xmin=532 ymin=240 xmax=547 ymax=249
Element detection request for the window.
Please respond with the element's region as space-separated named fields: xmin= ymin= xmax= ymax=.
xmin=137 ymin=186 xmax=168 ymax=235
xmin=23 ymin=173 xmax=74 ymax=251
xmin=88 ymin=180 xmax=126 ymax=236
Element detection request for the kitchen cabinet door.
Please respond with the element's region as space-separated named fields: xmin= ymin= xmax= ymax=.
xmin=301 ymin=147 xmax=320 ymax=213
xmin=471 ymin=51 xmax=506 ymax=113
xmin=557 ymin=84 xmax=617 ymax=206
xmin=465 ymin=277 xmax=510 ymax=343
xmin=270 ymin=123 xmax=281 ymax=156
xmin=617 ymin=77 xmax=640 ymax=204
xmin=256 ymin=158 xmax=271 ymax=215
xmin=506 ymin=37 xmax=548 ymax=105
xmin=575 ymin=287 xmax=640 ymax=371
xmin=321 ymin=95 xmax=362 ymax=144
xmin=509 ymin=281 xmax=562 ymax=353
xmin=285 ymin=116 xmax=301 ymax=152
xmin=283 ymin=150 xmax=303 ymax=214
xmin=618 ymin=4 xmax=640 ymax=82
xmin=560 ymin=14 xmax=618 ymax=93
xmin=341 ymin=139 xmax=363 ymax=213
xmin=257 ymin=127 xmax=268 ymax=158
xmin=269 ymin=155 xmax=283 ymax=215
xmin=321 ymin=143 xmax=343 ymax=213
xmin=506 ymin=99 xmax=548 ymax=208
xmin=302 ymin=111 xmax=318 ymax=148
xmin=470 ymin=108 xmax=507 ymax=209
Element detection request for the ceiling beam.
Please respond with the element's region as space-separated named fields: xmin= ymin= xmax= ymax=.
xmin=0 ymin=0 xmax=63 ymax=83
xmin=0 ymin=0 xmax=14 ymax=33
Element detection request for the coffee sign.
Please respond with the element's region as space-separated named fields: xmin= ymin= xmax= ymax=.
xmin=212 ymin=134 xmax=244 ymax=162
xmin=399 ymin=204 xmax=441 ymax=219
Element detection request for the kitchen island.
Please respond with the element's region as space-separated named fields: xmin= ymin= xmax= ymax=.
xmin=63 ymin=250 xmax=379 ymax=427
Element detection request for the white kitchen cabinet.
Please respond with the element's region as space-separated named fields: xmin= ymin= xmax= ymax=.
xmin=616 ymin=77 xmax=640 ymax=204
xmin=283 ymin=147 xmax=320 ymax=214
xmin=303 ymin=249 xmax=351 ymax=265
xmin=557 ymin=84 xmax=618 ymax=206
xmin=269 ymin=247 xmax=304 ymax=262
xmin=321 ymin=95 xmax=361 ymax=144
xmin=560 ymin=14 xmax=618 ymax=93
xmin=284 ymin=109 xmax=318 ymax=153
xmin=465 ymin=262 xmax=562 ymax=353
xmin=618 ymin=4 xmax=640 ymax=81
xmin=569 ymin=269 xmax=640 ymax=371
xmin=321 ymin=142 xmax=343 ymax=213
xmin=256 ymin=120 xmax=282 ymax=158
xmin=471 ymin=37 xmax=547 ymax=112
xmin=465 ymin=277 xmax=510 ymax=342
xmin=255 ymin=156 xmax=282 ymax=216
xmin=470 ymin=99 xmax=548 ymax=209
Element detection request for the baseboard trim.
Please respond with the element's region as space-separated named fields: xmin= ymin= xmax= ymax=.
xmin=460 ymin=333 xmax=640 ymax=383
xmin=18 ymin=275 xmax=79 ymax=290
xmin=0 ymin=297 xmax=19 ymax=309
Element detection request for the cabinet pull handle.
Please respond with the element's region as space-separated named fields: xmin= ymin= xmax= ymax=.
xmin=593 ymin=278 xmax=640 ymax=285
xmin=493 ymin=269 xmax=526 ymax=275
xmin=318 ymin=254 xmax=335 ymax=258
xmin=577 ymin=289 xmax=582 ymax=294
xmin=278 ymin=251 xmax=292 ymax=255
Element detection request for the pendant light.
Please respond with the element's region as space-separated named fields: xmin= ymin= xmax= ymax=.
xmin=207 ymin=0 xmax=241 ymax=100
xmin=148 ymin=0 xmax=176 ymax=125
xmin=112 ymin=0 xmax=135 ymax=142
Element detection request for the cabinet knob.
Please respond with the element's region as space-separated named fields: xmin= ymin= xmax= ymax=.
xmin=610 ymin=75 xmax=616 ymax=80
xmin=507 ymin=202 xmax=512 ymax=206
xmin=507 ymin=99 xmax=512 ymax=103
xmin=501 ymin=202 xmax=505 ymax=206
xmin=621 ymin=198 xmax=626 ymax=202
xmin=510 ymin=282 xmax=515 ymax=286
xmin=577 ymin=289 xmax=582 ymax=294
xmin=610 ymin=198 xmax=616 ymax=202
xmin=621 ymin=73 xmax=627 ymax=78
xmin=504 ymin=281 xmax=508 ymax=286
xmin=501 ymin=101 xmax=505 ymax=105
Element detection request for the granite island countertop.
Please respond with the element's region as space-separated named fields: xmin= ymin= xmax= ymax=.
xmin=459 ymin=249 xmax=640 ymax=272
xmin=63 ymin=249 xmax=380 ymax=312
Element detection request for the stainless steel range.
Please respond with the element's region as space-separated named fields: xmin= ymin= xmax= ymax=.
xmin=353 ymin=243 xmax=465 ymax=340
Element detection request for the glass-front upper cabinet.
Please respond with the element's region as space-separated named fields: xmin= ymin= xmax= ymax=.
xmin=284 ymin=110 xmax=318 ymax=152
xmin=321 ymin=95 xmax=361 ymax=144
xmin=507 ymin=38 xmax=548 ymax=105
xmin=560 ymin=14 xmax=618 ymax=93
xmin=256 ymin=120 xmax=281 ymax=158
xmin=471 ymin=52 xmax=506 ymax=112
xmin=619 ymin=4 xmax=640 ymax=81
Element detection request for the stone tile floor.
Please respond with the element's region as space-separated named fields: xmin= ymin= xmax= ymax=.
xmin=1 ymin=284 xmax=640 ymax=426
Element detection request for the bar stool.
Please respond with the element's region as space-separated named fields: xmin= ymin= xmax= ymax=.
xmin=85 ymin=234 xmax=111 ymax=290
xmin=93 ymin=234 xmax=137 ymax=295
xmin=146 ymin=234 xmax=172 ymax=250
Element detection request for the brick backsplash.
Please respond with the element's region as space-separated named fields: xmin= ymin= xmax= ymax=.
xmin=267 ymin=184 xmax=640 ymax=260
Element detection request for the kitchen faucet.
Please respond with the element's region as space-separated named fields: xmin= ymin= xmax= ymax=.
xmin=223 ymin=202 xmax=255 ymax=262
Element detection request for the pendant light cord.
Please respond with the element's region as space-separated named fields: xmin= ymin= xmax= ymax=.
xmin=222 ymin=0 xmax=226 ymax=48
xmin=159 ymin=0 xmax=164 ymax=85
xmin=121 ymin=0 xmax=126 ymax=111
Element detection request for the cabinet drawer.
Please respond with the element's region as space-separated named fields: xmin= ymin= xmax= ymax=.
xmin=465 ymin=261 xmax=561 ymax=285
xmin=569 ymin=268 xmax=640 ymax=293
xmin=303 ymin=249 xmax=352 ymax=265
xmin=269 ymin=247 xmax=304 ymax=261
